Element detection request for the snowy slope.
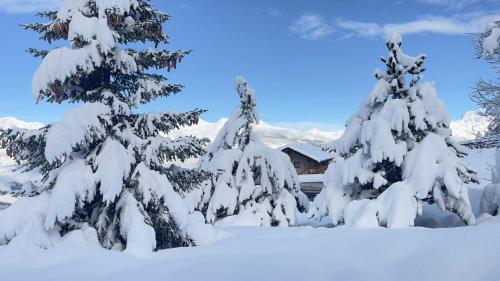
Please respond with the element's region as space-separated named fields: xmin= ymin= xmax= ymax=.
xmin=1 ymin=211 xmax=499 ymax=281
xmin=0 ymin=117 xmax=43 ymax=130
xmin=0 ymin=117 xmax=43 ymax=206
xmin=169 ymin=110 xmax=488 ymax=148
xmin=0 ymin=111 xmax=488 ymax=149
xmin=450 ymin=110 xmax=490 ymax=141
xmin=170 ymin=118 xmax=343 ymax=148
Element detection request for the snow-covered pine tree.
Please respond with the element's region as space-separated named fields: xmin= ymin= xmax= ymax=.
xmin=316 ymin=33 xmax=478 ymax=227
xmin=193 ymin=77 xmax=308 ymax=226
xmin=0 ymin=0 xmax=214 ymax=255
xmin=475 ymin=21 xmax=500 ymax=215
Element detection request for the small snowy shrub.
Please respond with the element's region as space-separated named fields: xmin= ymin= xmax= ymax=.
xmin=191 ymin=77 xmax=308 ymax=226
xmin=0 ymin=0 xmax=213 ymax=255
xmin=480 ymin=148 xmax=500 ymax=215
xmin=317 ymin=32 xmax=479 ymax=228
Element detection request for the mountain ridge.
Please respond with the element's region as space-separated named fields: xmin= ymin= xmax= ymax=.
xmin=0 ymin=110 xmax=489 ymax=149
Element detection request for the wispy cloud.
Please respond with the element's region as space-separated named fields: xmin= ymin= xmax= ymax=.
xmin=416 ymin=0 xmax=494 ymax=9
xmin=290 ymin=13 xmax=334 ymax=40
xmin=268 ymin=8 xmax=282 ymax=17
xmin=0 ymin=0 xmax=62 ymax=13
xmin=336 ymin=12 xmax=500 ymax=38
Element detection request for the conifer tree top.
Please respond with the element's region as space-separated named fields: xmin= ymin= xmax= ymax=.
xmin=235 ymin=76 xmax=259 ymax=125
xmin=26 ymin=0 xmax=189 ymax=107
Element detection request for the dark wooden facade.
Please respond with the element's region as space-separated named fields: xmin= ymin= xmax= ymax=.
xmin=281 ymin=147 xmax=330 ymax=175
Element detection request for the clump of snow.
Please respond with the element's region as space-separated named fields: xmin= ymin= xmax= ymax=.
xmin=44 ymin=159 xmax=95 ymax=230
xmin=32 ymin=44 xmax=103 ymax=101
xmin=117 ymin=191 xmax=156 ymax=257
xmin=45 ymin=103 xmax=109 ymax=163
xmin=481 ymin=24 xmax=500 ymax=57
xmin=480 ymin=148 xmax=500 ymax=215
xmin=94 ymin=139 xmax=134 ymax=203
xmin=68 ymin=11 xmax=118 ymax=54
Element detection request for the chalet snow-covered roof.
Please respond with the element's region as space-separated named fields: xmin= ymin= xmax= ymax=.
xmin=280 ymin=142 xmax=334 ymax=163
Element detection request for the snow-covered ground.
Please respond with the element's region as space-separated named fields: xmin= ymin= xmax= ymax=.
xmin=1 ymin=199 xmax=499 ymax=281
xmin=0 ymin=150 xmax=40 ymax=206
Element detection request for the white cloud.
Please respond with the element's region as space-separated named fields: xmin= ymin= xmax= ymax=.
xmin=418 ymin=0 xmax=475 ymax=5
xmin=0 ymin=0 xmax=62 ymax=13
xmin=336 ymin=12 xmax=500 ymax=38
xmin=290 ymin=13 xmax=334 ymax=40
xmin=268 ymin=8 xmax=282 ymax=17
xmin=417 ymin=0 xmax=486 ymax=9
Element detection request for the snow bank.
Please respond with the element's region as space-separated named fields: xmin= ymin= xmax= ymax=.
xmin=1 ymin=223 xmax=500 ymax=281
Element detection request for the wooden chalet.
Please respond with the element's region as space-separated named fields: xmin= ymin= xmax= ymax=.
xmin=281 ymin=142 xmax=335 ymax=199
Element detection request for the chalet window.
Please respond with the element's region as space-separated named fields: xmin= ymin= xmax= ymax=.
xmin=294 ymin=162 xmax=300 ymax=168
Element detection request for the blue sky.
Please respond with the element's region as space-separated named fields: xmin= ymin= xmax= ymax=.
xmin=0 ymin=0 xmax=499 ymax=131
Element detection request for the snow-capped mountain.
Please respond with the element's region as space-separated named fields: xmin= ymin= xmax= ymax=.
xmin=450 ymin=110 xmax=491 ymax=141
xmin=0 ymin=117 xmax=43 ymax=130
xmin=4 ymin=111 xmax=474 ymax=155
xmin=170 ymin=110 xmax=489 ymax=148
xmin=0 ymin=110 xmax=489 ymax=149
xmin=170 ymin=118 xmax=344 ymax=148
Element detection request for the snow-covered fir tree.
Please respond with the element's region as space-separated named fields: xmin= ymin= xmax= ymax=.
xmin=313 ymin=33 xmax=478 ymax=227
xmin=189 ymin=77 xmax=308 ymax=226
xmin=0 ymin=0 xmax=215 ymax=255
xmin=476 ymin=21 xmax=500 ymax=215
